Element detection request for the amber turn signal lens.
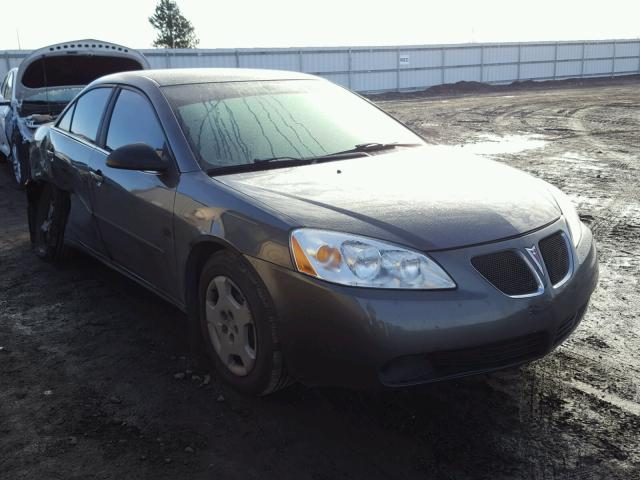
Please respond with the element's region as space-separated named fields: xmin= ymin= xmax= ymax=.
xmin=291 ymin=236 xmax=317 ymax=276
xmin=316 ymin=245 xmax=342 ymax=268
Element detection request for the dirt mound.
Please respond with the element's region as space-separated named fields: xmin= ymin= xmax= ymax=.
xmin=370 ymin=74 xmax=640 ymax=100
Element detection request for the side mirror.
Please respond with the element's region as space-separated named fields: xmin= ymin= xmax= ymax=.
xmin=106 ymin=143 xmax=167 ymax=172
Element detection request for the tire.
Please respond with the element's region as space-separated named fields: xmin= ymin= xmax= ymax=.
xmin=198 ymin=250 xmax=290 ymax=395
xmin=32 ymin=183 xmax=71 ymax=263
xmin=10 ymin=137 xmax=28 ymax=187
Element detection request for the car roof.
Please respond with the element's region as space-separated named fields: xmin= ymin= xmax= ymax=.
xmin=95 ymin=68 xmax=318 ymax=87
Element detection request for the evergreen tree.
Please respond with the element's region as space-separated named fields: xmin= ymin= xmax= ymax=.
xmin=149 ymin=0 xmax=199 ymax=48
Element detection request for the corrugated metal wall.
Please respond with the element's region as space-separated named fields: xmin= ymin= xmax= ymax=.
xmin=2 ymin=39 xmax=639 ymax=94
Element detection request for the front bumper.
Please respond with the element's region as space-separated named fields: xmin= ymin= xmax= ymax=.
xmin=248 ymin=219 xmax=599 ymax=389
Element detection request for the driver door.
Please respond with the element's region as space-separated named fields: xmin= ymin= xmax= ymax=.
xmin=90 ymin=87 xmax=179 ymax=301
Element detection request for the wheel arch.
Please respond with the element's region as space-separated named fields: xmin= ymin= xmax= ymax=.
xmin=183 ymin=236 xmax=240 ymax=315
xmin=183 ymin=236 xmax=244 ymax=365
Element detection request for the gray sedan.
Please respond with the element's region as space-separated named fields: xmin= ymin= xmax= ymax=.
xmin=28 ymin=69 xmax=598 ymax=395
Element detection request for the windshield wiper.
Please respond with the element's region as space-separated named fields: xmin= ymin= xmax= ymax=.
xmin=208 ymin=153 xmax=362 ymax=176
xmin=207 ymin=142 xmax=423 ymax=176
xmin=253 ymin=143 xmax=423 ymax=164
xmin=340 ymin=142 xmax=423 ymax=154
xmin=207 ymin=157 xmax=312 ymax=176
xmin=306 ymin=142 xmax=423 ymax=161
xmin=253 ymin=156 xmax=304 ymax=164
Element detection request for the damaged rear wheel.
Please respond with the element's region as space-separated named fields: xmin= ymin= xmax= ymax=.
xmin=33 ymin=183 xmax=71 ymax=263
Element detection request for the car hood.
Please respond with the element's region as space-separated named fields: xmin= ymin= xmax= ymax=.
xmin=14 ymin=39 xmax=149 ymax=103
xmin=216 ymin=146 xmax=561 ymax=251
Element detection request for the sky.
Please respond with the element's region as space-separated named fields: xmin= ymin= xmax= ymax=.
xmin=1 ymin=0 xmax=639 ymax=50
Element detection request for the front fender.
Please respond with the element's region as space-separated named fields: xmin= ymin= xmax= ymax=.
xmin=173 ymin=171 xmax=298 ymax=305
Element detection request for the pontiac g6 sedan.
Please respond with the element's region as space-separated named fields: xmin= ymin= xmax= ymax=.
xmin=28 ymin=69 xmax=598 ymax=395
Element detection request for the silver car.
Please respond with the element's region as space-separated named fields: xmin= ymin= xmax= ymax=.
xmin=0 ymin=39 xmax=148 ymax=185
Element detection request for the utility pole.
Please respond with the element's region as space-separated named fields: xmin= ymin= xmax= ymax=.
xmin=16 ymin=29 xmax=21 ymax=50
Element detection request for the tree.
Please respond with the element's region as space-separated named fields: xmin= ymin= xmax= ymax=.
xmin=149 ymin=0 xmax=199 ymax=48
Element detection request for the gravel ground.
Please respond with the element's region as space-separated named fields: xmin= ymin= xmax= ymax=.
xmin=1 ymin=78 xmax=639 ymax=479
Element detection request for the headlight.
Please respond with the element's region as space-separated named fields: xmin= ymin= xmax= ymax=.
xmin=547 ymin=184 xmax=582 ymax=247
xmin=290 ymin=229 xmax=456 ymax=289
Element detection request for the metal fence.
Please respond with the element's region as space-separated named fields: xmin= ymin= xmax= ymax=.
xmin=2 ymin=39 xmax=640 ymax=93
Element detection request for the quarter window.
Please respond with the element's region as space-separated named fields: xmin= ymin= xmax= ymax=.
xmin=6 ymin=72 xmax=13 ymax=98
xmin=106 ymin=89 xmax=166 ymax=155
xmin=57 ymin=104 xmax=74 ymax=131
xmin=69 ymin=88 xmax=112 ymax=143
xmin=2 ymin=71 xmax=14 ymax=99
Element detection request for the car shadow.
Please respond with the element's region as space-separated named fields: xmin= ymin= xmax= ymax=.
xmin=0 ymin=221 xmax=584 ymax=480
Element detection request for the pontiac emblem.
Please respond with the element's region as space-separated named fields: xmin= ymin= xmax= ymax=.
xmin=525 ymin=245 xmax=544 ymax=273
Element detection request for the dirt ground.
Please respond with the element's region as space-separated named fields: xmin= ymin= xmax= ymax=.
xmin=1 ymin=78 xmax=639 ymax=479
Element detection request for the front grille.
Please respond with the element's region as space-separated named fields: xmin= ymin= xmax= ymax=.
xmin=426 ymin=332 xmax=549 ymax=378
xmin=472 ymin=250 xmax=539 ymax=296
xmin=539 ymin=232 xmax=571 ymax=285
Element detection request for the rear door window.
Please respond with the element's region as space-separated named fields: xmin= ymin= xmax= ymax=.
xmin=70 ymin=88 xmax=112 ymax=143
xmin=105 ymin=89 xmax=166 ymax=154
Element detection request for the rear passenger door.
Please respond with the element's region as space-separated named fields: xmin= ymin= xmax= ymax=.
xmin=91 ymin=87 xmax=179 ymax=301
xmin=48 ymin=87 xmax=114 ymax=256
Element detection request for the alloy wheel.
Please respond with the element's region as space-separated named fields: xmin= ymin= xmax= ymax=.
xmin=205 ymin=275 xmax=257 ymax=376
xmin=11 ymin=143 xmax=21 ymax=184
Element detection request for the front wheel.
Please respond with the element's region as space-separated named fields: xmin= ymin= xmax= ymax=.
xmin=198 ymin=251 xmax=290 ymax=395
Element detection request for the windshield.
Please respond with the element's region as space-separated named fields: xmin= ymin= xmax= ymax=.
xmin=162 ymin=80 xmax=423 ymax=170
xmin=23 ymin=87 xmax=82 ymax=104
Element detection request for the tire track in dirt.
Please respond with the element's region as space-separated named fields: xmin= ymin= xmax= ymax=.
xmin=565 ymin=105 xmax=639 ymax=271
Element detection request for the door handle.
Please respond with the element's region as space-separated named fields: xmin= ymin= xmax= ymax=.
xmin=90 ymin=169 xmax=104 ymax=186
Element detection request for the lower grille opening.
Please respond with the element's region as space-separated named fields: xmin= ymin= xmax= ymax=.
xmin=472 ymin=250 xmax=540 ymax=296
xmin=427 ymin=332 xmax=549 ymax=378
xmin=380 ymin=332 xmax=550 ymax=385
